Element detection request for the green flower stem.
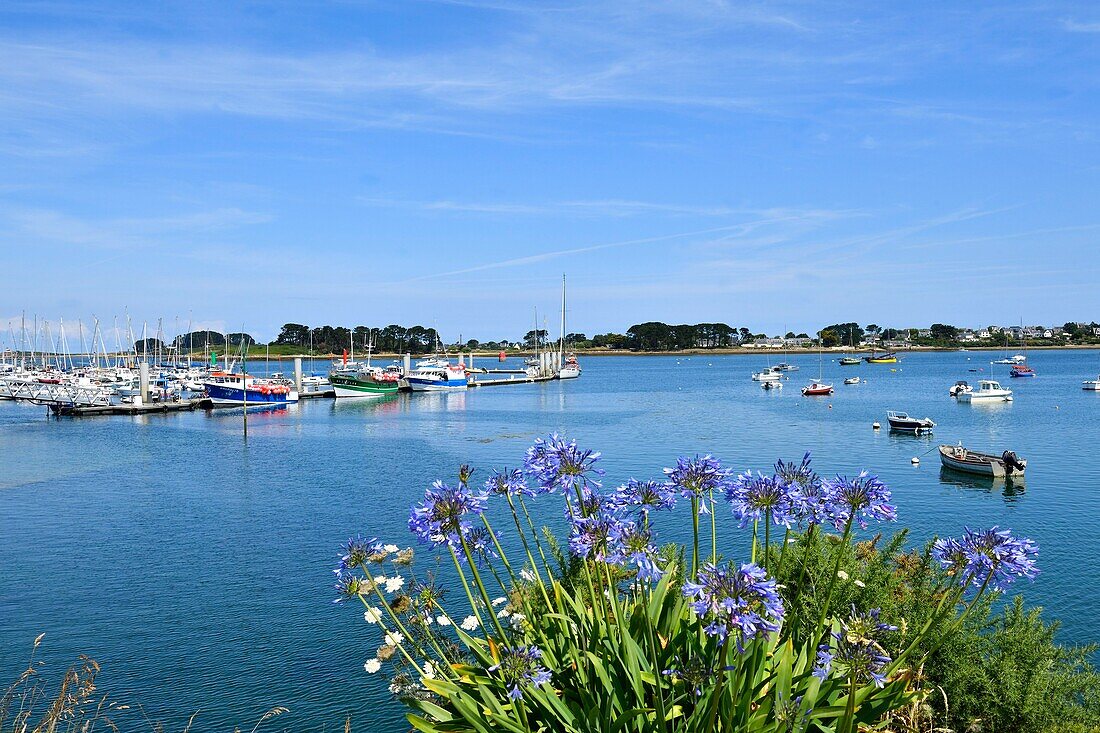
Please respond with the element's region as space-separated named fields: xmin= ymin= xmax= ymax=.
xmin=448 ymin=546 xmax=489 ymax=635
xmin=505 ymin=495 xmax=554 ymax=607
xmin=459 ymin=534 xmax=512 ymax=641
xmin=764 ymin=509 xmax=772 ymax=573
xmin=751 ymin=518 xmax=759 ymax=565
xmin=709 ymin=489 xmax=717 ymax=565
xmin=480 ymin=514 xmax=520 ymax=587
xmin=775 ymin=527 xmax=792 ymax=578
xmin=838 ymin=673 xmax=858 ymax=733
xmin=355 ymin=593 xmax=426 ymax=675
xmin=691 ymin=496 xmax=700 ymax=576
xmin=816 ymin=514 xmax=856 ymax=631
xmin=517 ymin=494 xmax=557 ymax=581
xmin=358 ymin=565 xmax=430 ymax=660
xmin=704 ymin=629 xmax=733 ymax=733
xmin=911 ymin=574 xmax=994 ymax=669
xmin=642 ymin=612 xmax=671 ymax=733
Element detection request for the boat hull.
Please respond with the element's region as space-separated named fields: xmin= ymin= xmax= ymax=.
xmin=330 ymin=374 xmax=399 ymax=398
xmin=887 ymin=418 xmax=935 ymax=433
xmin=558 ymin=367 xmax=581 ymax=379
xmin=406 ymin=378 xmax=467 ymax=392
xmin=1084 ymin=380 xmax=1100 ymax=391
xmin=206 ymin=383 xmax=298 ymax=406
xmin=938 ymin=445 xmax=1025 ymax=478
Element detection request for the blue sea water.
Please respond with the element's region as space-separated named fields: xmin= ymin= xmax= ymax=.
xmin=2 ymin=351 xmax=1099 ymax=730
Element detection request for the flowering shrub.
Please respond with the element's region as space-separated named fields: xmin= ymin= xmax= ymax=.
xmin=331 ymin=438 xmax=1039 ymax=732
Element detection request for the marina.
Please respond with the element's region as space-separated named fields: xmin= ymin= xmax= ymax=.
xmin=3 ymin=346 xmax=1100 ymax=732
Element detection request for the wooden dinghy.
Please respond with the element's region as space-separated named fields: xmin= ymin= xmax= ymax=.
xmin=938 ymin=444 xmax=1026 ymax=478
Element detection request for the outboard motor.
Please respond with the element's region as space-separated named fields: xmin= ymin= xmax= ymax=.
xmin=1002 ymin=450 xmax=1025 ymax=473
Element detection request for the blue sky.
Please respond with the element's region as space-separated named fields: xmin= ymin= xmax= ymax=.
xmin=2 ymin=0 xmax=1099 ymax=343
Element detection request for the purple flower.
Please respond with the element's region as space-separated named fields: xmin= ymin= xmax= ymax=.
xmin=610 ymin=479 xmax=678 ymax=519
xmin=523 ymin=434 xmax=603 ymax=495
xmin=813 ymin=607 xmax=897 ymax=688
xmin=567 ymin=498 xmax=621 ymax=561
xmin=408 ymin=480 xmax=488 ymax=552
xmin=932 ymin=526 xmax=1039 ymax=592
xmin=824 ymin=472 xmax=897 ymax=530
xmin=337 ymin=534 xmax=383 ymax=572
xmin=488 ymin=645 xmax=553 ymax=700
xmin=682 ymin=562 xmax=784 ymax=647
xmin=664 ymin=455 xmax=731 ymax=513
xmin=726 ymin=471 xmax=798 ymax=528
xmin=606 ymin=521 xmax=664 ymax=582
xmin=484 ymin=468 xmax=532 ymax=498
xmin=332 ymin=569 xmax=370 ymax=604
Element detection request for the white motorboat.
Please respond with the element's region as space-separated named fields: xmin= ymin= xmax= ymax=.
xmin=752 ymin=367 xmax=782 ymax=382
xmin=406 ymin=364 xmax=468 ymax=392
xmin=1084 ymin=375 xmax=1100 ymax=391
xmin=957 ymin=379 xmax=1012 ymax=402
xmin=886 ymin=411 xmax=935 ymax=433
xmin=843 ymin=376 xmax=860 ymax=385
xmin=949 ymin=380 xmax=972 ymax=397
xmin=761 ymin=380 xmax=782 ymax=390
xmin=992 ymin=354 xmax=1027 ymax=365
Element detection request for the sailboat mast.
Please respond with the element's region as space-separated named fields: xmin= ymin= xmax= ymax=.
xmin=559 ymin=274 xmax=566 ymax=361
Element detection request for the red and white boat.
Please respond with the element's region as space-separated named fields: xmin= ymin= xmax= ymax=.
xmin=801 ymin=381 xmax=833 ymax=396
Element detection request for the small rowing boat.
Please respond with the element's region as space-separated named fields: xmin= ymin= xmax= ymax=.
xmin=938 ymin=443 xmax=1026 ymax=478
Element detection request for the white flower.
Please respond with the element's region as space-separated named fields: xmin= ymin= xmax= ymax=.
xmin=497 ymin=607 xmax=512 ymax=619
xmin=423 ymin=662 xmax=436 ymax=679
xmin=836 ymin=570 xmax=849 ymax=581
xmin=436 ymin=615 xmax=452 ymax=626
xmin=520 ymin=569 xmax=536 ymax=582
xmin=492 ymin=596 xmax=507 ymax=606
xmin=385 ymin=576 xmax=405 ymax=594
xmin=422 ymin=615 xmax=434 ymax=626
xmin=364 ymin=658 xmax=382 ymax=674
xmin=509 ymin=613 xmax=526 ymax=629
xmin=854 ymin=579 xmax=866 ymax=588
xmin=373 ymin=574 xmax=388 ymax=585
xmin=460 ymin=616 xmax=479 ymax=631
xmin=383 ymin=544 xmax=399 ymax=554
xmin=363 ymin=607 xmax=383 ymax=624
xmin=384 ymin=631 xmax=404 ymax=647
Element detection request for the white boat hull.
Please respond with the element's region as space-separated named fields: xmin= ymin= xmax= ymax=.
xmin=1084 ymin=379 xmax=1100 ymax=391
xmin=558 ymin=367 xmax=581 ymax=379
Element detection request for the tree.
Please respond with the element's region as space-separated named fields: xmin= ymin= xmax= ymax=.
xmin=565 ymin=333 xmax=587 ymax=344
xmin=523 ymin=329 xmax=549 ymax=348
xmin=626 ymin=322 xmax=672 ymax=350
xmin=819 ymin=329 xmax=840 ymax=348
xmin=274 ymin=323 xmax=310 ymax=346
xmin=133 ymin=338 xmax=165 ymax=353
xmin=929 ymin=324 xmax=959 ymax=342
xmin=821 ymin=323 xmax=864 ymax=347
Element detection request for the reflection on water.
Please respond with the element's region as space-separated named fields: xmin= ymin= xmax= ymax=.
xmin=938 ymin=467 xmax=1026 ymax=500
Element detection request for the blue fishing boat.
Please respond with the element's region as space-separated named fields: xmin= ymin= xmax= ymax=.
xmin=203 ymin=372 xmax=299 ymax=406
xmin=406 ymin=364 xmax=468 ymax=392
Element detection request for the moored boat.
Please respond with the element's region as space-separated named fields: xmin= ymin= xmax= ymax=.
xmin=938 ymin=443 xmax=1026 ymax=478
xmin=801 ymin=381 xmax=833 ymax=396
xmin=844 ymin=376 xmax=860 ymax=385
xmin=949 ymin=380 xmax=972 ymax=397
xmin=761 ymin=380 xmax=782 ymax=390
xmin=774 ymin=362 xmax=799 ymax=372
xmin=886 ymin=410 xmax=935 ymax=433
xmin=1009 ymin=363 xmax=1036 ymax=378
xmin=839 ymin=356 xmax=862 ymax=366
xmin=330 ymin=368 xmax=400 ymax=398
xmin=406 ymin=364 xmax=469 ymax=391
xmin=752 ymin=367 xmax=782 ymax=382
xmin=1084 ymin=375 xmax=1100 ymax=391
xmin=957 ymin=379 xmax=1012 ymax=402
xmin=865 ymin=351 xmax=897 ymax=364
xmin=204 ymin=372 xmax=298 ymax=406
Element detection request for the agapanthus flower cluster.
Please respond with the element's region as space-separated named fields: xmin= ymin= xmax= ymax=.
xmin=338 ymin=534 xmax=384 ymax=571
xmin=487 ymin=645 xmax=553 ymax=700
xmin=726 ymin=471 xmax=798 ymax=528
xmin=408 ymin=480 xmax=488 ymax=551
xmin=523 ymin=434 xmax=603 ymax=495
xmin=332 ymin=571 xmax=372 ymax=603
xmin=567 ymin=497 xmax=620 ymax=561
xmin=775 ymin=453 xmax=831 ymax=525
xmin=932 ymin=526 xmax=1039 ymax=592
xmin=457 ymin=526 xmax=498 ymax=567
xmin=609 ymin=478 xmax=678 ymax=519
xmin=813 ymin=607 xmax=897 ymax=688
xmin=664 ymin=455 xmax=731 ymax=513
xmin=682 ymin=562 xmax=784 ymax=647
xmin=824 ymin=472 xmax=897 ymax=530
xmin=605 ymin=521 xmax=664 ymax=582
xmin=484 ymin=468 xmax=532 ymax=498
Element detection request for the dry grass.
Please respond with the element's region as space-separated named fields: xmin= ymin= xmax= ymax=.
xmin=1 ymin=635 xmax=294 ymax=733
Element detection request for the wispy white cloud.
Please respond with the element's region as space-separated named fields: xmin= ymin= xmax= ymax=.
xmin=1061 ymin=18 xmax=1100 ymax=32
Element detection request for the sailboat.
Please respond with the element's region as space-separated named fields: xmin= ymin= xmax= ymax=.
xmin=1009 ymin=323 xmax=1035 ymax=377
xmin=802 ymin=336 xmax=834 ymax=395
xmin=557 ymin=275 xmax=581 ymax=379
xmin=839 ymin=328 xmax=862 ymax=365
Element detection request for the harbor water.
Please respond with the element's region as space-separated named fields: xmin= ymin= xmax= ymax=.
xmin=2 ymin=350 xmax=1099 ymax=730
